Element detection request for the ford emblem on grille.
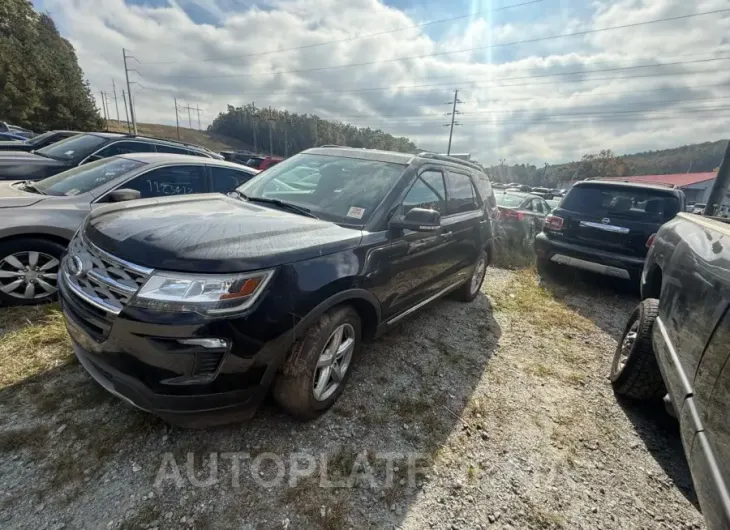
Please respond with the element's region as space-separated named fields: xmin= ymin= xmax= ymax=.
xmin=601 ymin=217 xmax=611 ymax=224
xmin=68 ymin=255 xmax=86 ymax=278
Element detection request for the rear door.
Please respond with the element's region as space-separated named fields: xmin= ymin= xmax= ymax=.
xmin=443 ymin=169 xmax=483 ymax=283
xmin=555 ymin=184 xmax=680 ymax=257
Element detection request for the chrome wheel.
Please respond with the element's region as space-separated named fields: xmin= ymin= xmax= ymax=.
xmin=612 ymin=320 xmax=639 ymax=377
xmin=0 ymin=251 xmax=59 ymax=300
xmin=470 ymin=255 xmax=487 ymax=295
xmin=312 ymin=323 xmax=355 ymax=402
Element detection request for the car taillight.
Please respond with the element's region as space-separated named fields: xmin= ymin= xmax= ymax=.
xmin=544 ymin=214 xmax=564 ymax=231
xmin=646 ymin=233 xmax=656 ymax=248
xmin=498 ymin=208 xmax=524 ymax=221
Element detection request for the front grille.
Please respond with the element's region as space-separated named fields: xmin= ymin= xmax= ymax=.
xmin=62 ymin=232 xmax=153 ymax=314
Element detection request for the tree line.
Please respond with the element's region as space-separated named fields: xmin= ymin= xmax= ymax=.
xmin=0 ymin=0 xmax=102 ymax=132
xmin=208 ymin=104 xmax=418 ymax=156
xmin=486 ymin=142 xmax=727 ymax=187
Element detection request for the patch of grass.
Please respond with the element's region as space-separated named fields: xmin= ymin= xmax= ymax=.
xmin=0 ymin=304 xmax=73 ymax=388
xmin=491 ymin=269 xmax=593 ymax=333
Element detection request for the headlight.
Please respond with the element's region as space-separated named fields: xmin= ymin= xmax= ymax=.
xmin=131 ymin=269 xmax=275 ymax=316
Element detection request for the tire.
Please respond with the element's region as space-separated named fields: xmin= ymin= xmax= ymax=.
xmin=610 ymin=298 xmax=666 ymax=400
xmin=273 ymin=305 xmax=362 ymax=420
xmin=453 ymin=250 xmax=488 ymax=302
xmin=0 ymin=238 xmax=65 ymax=307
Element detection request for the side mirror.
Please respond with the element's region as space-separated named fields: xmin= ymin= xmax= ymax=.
xmin=390 ymin=207 xmax=441 ymax=232
xmin=108 ymin=188 xmax=141 ymax=202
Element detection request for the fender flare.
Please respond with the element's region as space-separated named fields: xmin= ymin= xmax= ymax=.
xmin=291 ymin=288 xmax=382 ymax=339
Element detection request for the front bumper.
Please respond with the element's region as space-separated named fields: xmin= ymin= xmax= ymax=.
xmin=59 ymin=272 xmax=292 ymax=427
xmin=534 ymin=232 xmax=645 ymax=280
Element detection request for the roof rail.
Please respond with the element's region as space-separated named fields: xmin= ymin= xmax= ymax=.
xmin=122 ymin=134 xmax=210 ymax=151
xmin=417 ymin=152 xmax=485 ymax=173
xmin=585 ymin=178 xmax=678 ymax=189
xmin=319 ymin=144 xmax=347 ymax=148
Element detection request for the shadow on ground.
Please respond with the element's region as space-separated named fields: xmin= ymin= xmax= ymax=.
xmin=616 ymin=397 xmax=700 ymax=510
xmin=0 ymin=292 xmax=501 ymax=529
xmin=539 ymin=264 xmax=639 ymax=341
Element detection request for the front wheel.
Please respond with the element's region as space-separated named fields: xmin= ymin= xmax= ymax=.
xmin=453 ymin=250 xmax=488 ymax=302
xmin=273 ymin=305 xmax=362 ymax=420
xmin=0 ymin=238 xmax=64 ymax=306
xmin=610 ymin=298 xmax=666 ymax=400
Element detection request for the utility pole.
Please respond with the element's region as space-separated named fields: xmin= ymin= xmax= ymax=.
xmin=705 ymin=140 xmax=730 ymax=216
xmin=100 ymin=91 xmax=108 ymax=129
xmin=196 ymin=105 xmax=201 ymax=130
xmin=174 ymin=98 xmax=181 ymax=140
xmin=252 ymin=102 xmax=258 ymax=153
xmin=111 ymin=80 xmax=121 ymax=123
xmin=121 ymin=90 xmax=131 ymax=133
xmin=266 ymin=106 xmax=275 ymax=156
xmin=284 ymin=126 xmax=288 ymax=157
xmin=444 ymin=89 xmax=462 ymax=155
xmin=122 ymin=48 xmax=137 ymax=134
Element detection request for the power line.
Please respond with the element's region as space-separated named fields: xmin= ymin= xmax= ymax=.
xmin=127 ymin=54 xmax=730 ymax=101
xmin=445 ymin=89 xmax=463 ymax=154
xmin=154 ymin=8 xmax=730 ymax=80
xmin=138 ymin=0 xmax=544 ymax=65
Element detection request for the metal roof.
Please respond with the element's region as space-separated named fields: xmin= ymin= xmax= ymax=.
xmin=599 ymin=172 xmax=716 ymax=188
xmin=304 ymin=146 xmax=415 ymax=165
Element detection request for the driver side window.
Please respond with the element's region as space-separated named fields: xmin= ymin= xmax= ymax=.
xmin=94 ymin=141 xmax=155 ymax=159
xmin=120 ymin=165 xmax=207 ymax=198
xmin=402 ymin=170 xmax=446 ymax=215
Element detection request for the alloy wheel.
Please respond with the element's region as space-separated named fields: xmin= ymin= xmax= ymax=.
xmin=612 ymin=320 xmax=639 ymax=377
xmin=0 ymin=251 xmax=59 ymax=300
xmin=312 ymin=323 xmax=355 ymax=401
xmin=470 ymin=255 xmax=487 ymax=295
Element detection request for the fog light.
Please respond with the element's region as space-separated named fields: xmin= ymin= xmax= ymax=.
xmin=177 ymin=338 xmax=228 ymax=349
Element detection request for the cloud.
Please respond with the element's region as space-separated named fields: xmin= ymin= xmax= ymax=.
xmin=33 ymin=0 xmax=730 ymax=165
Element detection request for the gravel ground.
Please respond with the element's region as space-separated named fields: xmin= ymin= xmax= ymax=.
xmin=0 ymin=267 xmax=706 ymax=529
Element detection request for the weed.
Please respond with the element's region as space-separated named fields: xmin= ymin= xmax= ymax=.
xmin=0 ymin=304 xmax=73 ymax=388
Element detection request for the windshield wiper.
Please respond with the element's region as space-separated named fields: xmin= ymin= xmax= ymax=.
xmin=240 ymin=193 xmax=318 ymax=219
xmin=22 ymin=181 xmax=45 ymax=195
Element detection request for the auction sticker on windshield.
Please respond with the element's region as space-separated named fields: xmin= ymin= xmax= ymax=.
xmin=347 ymin=206 xmax=365 ymax=219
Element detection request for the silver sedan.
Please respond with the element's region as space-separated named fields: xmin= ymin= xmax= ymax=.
xmin=0 ymin=153 xmax=259 ymax=305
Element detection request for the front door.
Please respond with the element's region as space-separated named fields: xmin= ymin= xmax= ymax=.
xmin=379 ymin=168 xmax=455 ymax=320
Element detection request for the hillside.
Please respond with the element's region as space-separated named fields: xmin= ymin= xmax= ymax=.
xmin=488 ymin=139 xmax=728 ymax=186
xmin=105 ymin=121 xmax=252 ymax=153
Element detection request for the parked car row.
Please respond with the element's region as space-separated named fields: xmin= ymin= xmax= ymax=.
xmin=220 ymin=150 xmax=283 ymax=170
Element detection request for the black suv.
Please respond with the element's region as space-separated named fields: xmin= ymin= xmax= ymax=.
xmin=534 ymin=180 xmax=684 ymax=284
xmin=58 ymin=147 xmax=495 ymax=426
xmin=0 ymin=132 xmax=223 ymax=181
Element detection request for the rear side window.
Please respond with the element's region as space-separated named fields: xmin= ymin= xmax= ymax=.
xmin=446 ymin=172 xmax=479 ymax=214
xmin=561 ymin=185 xmax=680 ymax=222
xmin=473 ymin=172 xmax=496 ymax=209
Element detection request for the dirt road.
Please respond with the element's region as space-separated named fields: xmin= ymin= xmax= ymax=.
xmin=0 ymin=267 xmax=705 ymax=529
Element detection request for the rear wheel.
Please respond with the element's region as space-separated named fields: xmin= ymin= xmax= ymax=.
xmin=0 ymin=238 xmax=64 ymax=306
xmin=273 ymin=306 xmax=361 ymax=420
xmin=610 ymin=298 xmax=666 ymax=400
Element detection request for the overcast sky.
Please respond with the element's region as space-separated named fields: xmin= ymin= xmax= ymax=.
xmin=31 ymin=0 xmax=730 ymax=165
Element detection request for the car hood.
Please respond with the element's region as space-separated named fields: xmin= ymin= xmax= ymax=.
xmin=0 ymin=151 xmax=69 ymax=180
xmin=86 ymin=194 xmax=363 ymax=273
xmin=0 ymin=181 xmax=46 ymax=207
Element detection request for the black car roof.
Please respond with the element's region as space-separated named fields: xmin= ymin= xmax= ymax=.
xmin=87 ymin=132 xmax=213 ymax=153
xmin=305 ymin=147 xmax=415 ymax=165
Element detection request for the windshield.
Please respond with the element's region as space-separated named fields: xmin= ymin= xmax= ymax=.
xmin=35 ymin=133 xmax=106 ymax=161
xmin=34 ymin=157 xmax=147 ymax=196
xmin=238 ymin=153 xmax=407 ymax=224
xmin=561 ymin=185 xmax=681 ymax=222
xmin=26 ymin=131 xmax=56 ymax=146
xmin=496 ymin=193 xmax=526 ymax=207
